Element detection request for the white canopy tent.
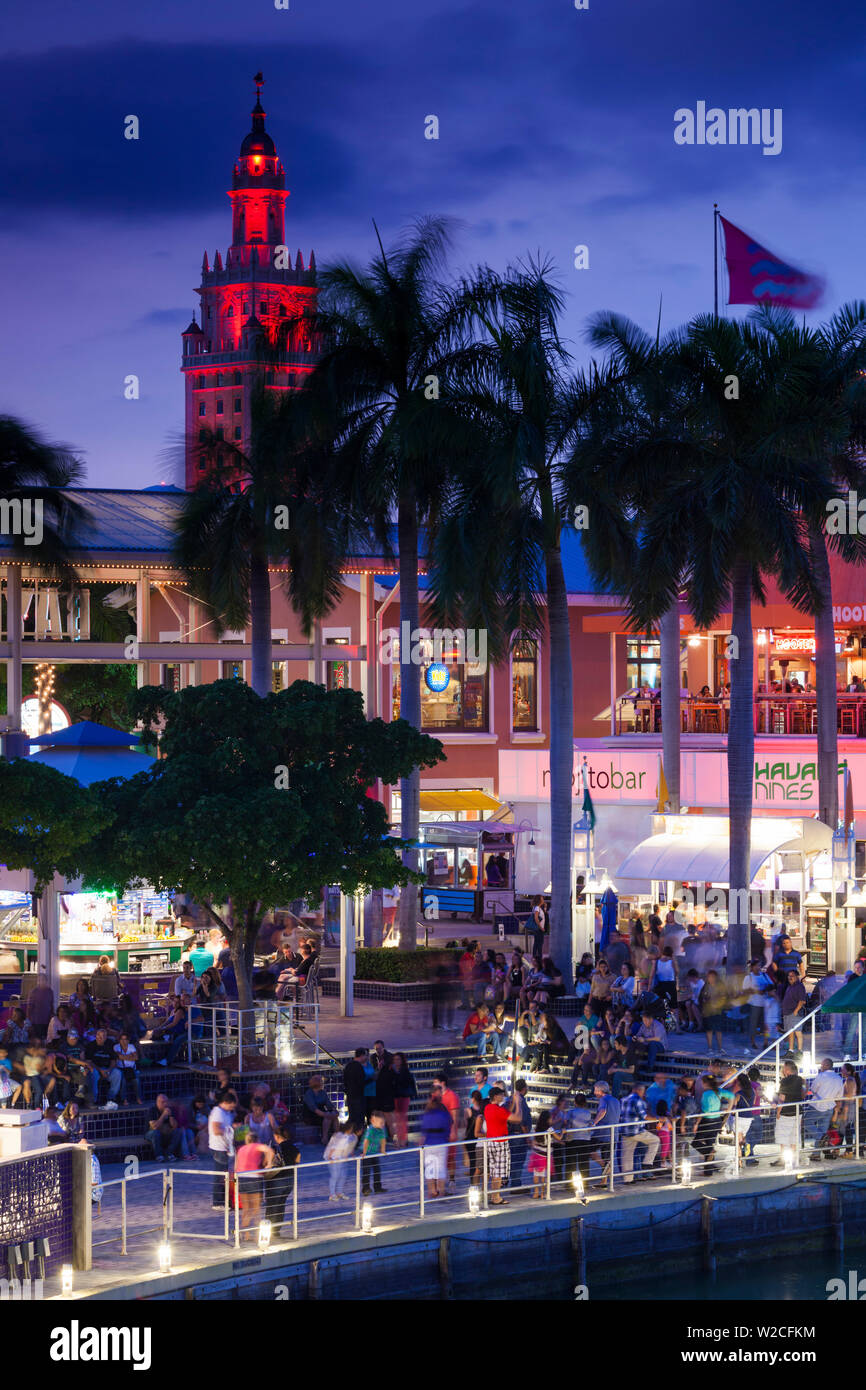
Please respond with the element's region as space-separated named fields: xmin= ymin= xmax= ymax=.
xmin=616 ymin=813 xmax=831 ymax=886
xmin=616 ymin=813 xmax=835 ymax=951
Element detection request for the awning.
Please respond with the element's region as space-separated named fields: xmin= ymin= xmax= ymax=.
xmin=616 ymin=813 xmax=831 ymax=884
xmin=820 ymin=974 xmax=866 ymax=1014
xmin=419 ymin=790 xmax=504 ymax=814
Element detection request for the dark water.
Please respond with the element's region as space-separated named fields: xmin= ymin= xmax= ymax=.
xmin=595 ymin=1245 xmax=866 ymax=1301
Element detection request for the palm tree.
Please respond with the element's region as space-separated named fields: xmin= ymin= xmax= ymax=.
xmin=174 ymin=385 xmax=347 ymax=695
xmin=299 ymin=218 xmax=479 ymax=946
xmin=581 ymin=312 xmax=707 ymax=814
xmin=754 ymin=304 xmax=866 ymax=829
xmin=0 ymin=417 xmax=85 ymax=746
xmin=629 ymin=315 xmax=834 ymax=970
xmin=428 ymin=262 xmax=629 ymax=989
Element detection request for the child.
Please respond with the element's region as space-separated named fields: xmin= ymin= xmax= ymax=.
xmin=361 ymin=1110 xmax=388 ymax=1195
xmin=655 ymin=1100 xmax=673 ymax=1171
xmin=0 ymin=1047 xmax=14 ymax=1108
xmin=527 ymin=1108 xmax=551 ymax=1199
xmin=325 ymin=1120 xmax=359 ymax=1202
xmin=683 ymin=970 xmax=704 ymax=1032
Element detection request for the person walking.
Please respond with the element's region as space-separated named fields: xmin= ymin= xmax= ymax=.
xmin=806 ymin=1057 xmax=844 ymax=1146
xmin=773 ymin=1058 xmax=805 ymax=1163
xmin=531 ymin=896 xmax=549 ymax=962
xmin=419 ymin=1092 xmax=453 ymax=1200
xmin=208 ymin=1090 xmax=237 ymax=1208
xmin=235 ymin=1131 xmax=273 ymax=1240
xmin=263 ymin=1125 xmax=301 ymax=1230
xmin=463 ymin=1090 xmax=485 ymax=1186
xmin=325 ymin=1120 xmax=360 ymax=1202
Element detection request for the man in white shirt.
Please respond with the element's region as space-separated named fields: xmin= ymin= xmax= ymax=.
xmin=807 ymin=1058 xmax=843 ymax=1144
xmin=208 ymin=1091 xmax=237 ymax=1208
xmin=173 ymin=960 xmax=197 ymax=1001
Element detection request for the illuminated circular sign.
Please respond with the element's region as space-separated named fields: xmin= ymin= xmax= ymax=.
xmin=21 ymin=697 xmax=70 ymax=741
xmin=425 ymin=663 xmax=450 ymax=693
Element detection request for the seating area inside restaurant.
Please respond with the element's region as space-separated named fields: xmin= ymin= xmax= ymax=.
xmin=614 ymin=627 xmax=866 ymax=737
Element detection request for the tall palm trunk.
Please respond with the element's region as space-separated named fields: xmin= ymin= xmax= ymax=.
xmin=727 ymin=556 xmax=754 ymax=972
xmin=397 ymin=488 xmax=421 ymax=948
xmin=659 ymin=604 xmax=681 ymax=812
xmin=249 ymin=554 xmax=272 ymax=697
xmin=545 ymin=543 xmax=575 ymax=991
xmin=809 ymin=520 xmax=839 ymax=829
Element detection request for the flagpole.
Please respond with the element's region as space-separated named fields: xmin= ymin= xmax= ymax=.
xmin=713 ymin=203 xmax=719 ymax=316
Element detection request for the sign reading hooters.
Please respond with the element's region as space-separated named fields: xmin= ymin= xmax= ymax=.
xmin=834 ymin=604 xmax=866 ymax=624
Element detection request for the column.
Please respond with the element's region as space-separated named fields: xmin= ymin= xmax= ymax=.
xmin=6 ymin=564 xmax=22 ymax=727
xmin=37 ymin=875 xmax=61 ymax=1013
xmin=135 ymin=569 xmax=151 ymax=689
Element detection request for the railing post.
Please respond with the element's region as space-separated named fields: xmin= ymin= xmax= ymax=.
xmin=609 ymin=1128 xmax=615 ymax=1193
xmin=545 ymin=1131 xmax=552 ymax=1201
xmin=419 ymin=1145 xmax=425 ymax=1219
xmin=315 ymin=1004 xmax=320 ymax=1066
xmin=857 ymin=1095 xmax=861 ymax=1159
xmin=794 ymin=1102 xmax=800 ymax=1169
xmin=774 ymin=1040 xmax=781 ymax=1090
xmin=292 ymin=1166 xmax=298 ymax=1242
xmin=121 ymin=1177 xmax=127 ymax=1256
xmin=211 ymin=1005 xmax=217 ymax=1067
xmin=355 ymin=1155 xmax=362 ymax=1228
xmin=859 ymin=1014 xmax=863 ymax=1066
xmin=482 ymin=1139 xmax=489 ymax=1209
xmin=186 ymin=1005 xmax=193 ymax=1065
xmin=162 ymin=1169 xmax=170 ymax=1242
xmin=671 ymin=1121 xmax=677 ymax=1186
xmin=224 ymin=1168 xmax=230 ymax=1242
xmin=811 ymin=1013 xmax=816 ymax=1068
xmin=238 ymin=1008 xmax=244 ymax=1077
xmin=234 ymin=1168 xmax=240 ymax=1248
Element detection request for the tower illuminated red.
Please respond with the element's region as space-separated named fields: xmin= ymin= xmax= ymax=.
xmin=181 ymin=74 xmax=317 ymax=488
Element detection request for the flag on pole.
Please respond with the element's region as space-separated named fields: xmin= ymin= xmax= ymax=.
xmin=581 ymin=758 xmax=596 ymax=830
xmin=719 ymin=216 xmax=824 ymax=309
xmin=844 ymin=766 xmax=855 ymax=835
xmin=657 ymin=754 xmax=669 ymax=813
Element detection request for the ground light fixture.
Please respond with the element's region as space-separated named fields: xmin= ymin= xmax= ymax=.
xmin=468 ymin=1186 xmax=482 ymax=1215
xmin=782 ymin=1147 xmax=795 ymax=1173
xmin=572 ymin=1171 xmax=586 ymax=1202
xmin=680 ymin=1158 xmax=693 ymax=1185
xmin=61 ymin=1264 xmax=73 ymax=1295
xmin=361 ymin=1203 xmax=373 ymax=1233
xmin=157 ymin=1242 xmax=172 ymax=1273
xmin=258 ymin=1220 xmax=272 ymax=1250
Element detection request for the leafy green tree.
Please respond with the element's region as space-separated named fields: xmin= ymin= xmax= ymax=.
xmin=81 ymin=680 xmax=443 ymax=1010
xmin=0 ymin=758 xmax=108 ymax=888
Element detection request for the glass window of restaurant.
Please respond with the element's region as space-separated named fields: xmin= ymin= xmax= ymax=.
xmin=424 ymin=846 xmax=455 ymax=889
xmin=626 ymin=638 xmax=660 ymax=690
xmin=512 ymin=638 xmax=539 ymax=731
xmin=391 ymin=638 xmax=489 ymax=732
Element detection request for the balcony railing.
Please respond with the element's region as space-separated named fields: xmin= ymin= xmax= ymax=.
xmin=615 ymin=692 xmax=866 ymax=737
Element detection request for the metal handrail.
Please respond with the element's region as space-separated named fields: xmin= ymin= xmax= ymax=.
xmin=734 ymin=999 xmax=863 ymax=1086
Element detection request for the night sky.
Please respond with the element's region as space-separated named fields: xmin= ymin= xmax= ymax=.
xmin=3 ymin=0 xmax=865 ymax=488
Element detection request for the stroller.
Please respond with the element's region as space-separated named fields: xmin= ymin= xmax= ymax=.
xmin=634 ymin=989 xmax=679 ymax=1034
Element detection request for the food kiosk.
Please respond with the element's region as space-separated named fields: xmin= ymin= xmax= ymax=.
xmin=0 ymin=887 xmax=194 ymax=1009
xmin=419 ymin=821 xmax=517 ymax=921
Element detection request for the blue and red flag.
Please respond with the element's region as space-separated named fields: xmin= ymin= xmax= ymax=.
xmin=720 ymin=216 xmax=824 ymax=309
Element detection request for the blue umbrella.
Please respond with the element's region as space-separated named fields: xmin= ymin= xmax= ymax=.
xmin=599 ymin=886 xmax=618 ymax=951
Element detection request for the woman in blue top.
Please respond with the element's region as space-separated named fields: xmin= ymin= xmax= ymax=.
xmin=692 ymin=1073 xmax=735 ymax=1175
xmin=362 ymin=1055 xmax=377 ymax=1124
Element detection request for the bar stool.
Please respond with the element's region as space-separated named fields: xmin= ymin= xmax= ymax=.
xmin=701 ymin=705 xmax=722 ymax=733
xmin=840 ymin=705 xmax=857 ymax=735
xmin=790 ymin=703 xmax=807 ymax=734
xmin=809 ymin=707 xmax=818 ymax=734
xmin=771 ymin=703 xmax=787 ymax=734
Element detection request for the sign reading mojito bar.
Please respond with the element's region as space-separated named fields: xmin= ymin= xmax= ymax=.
xmin=498 ymin=746 xmax=857 ymax=814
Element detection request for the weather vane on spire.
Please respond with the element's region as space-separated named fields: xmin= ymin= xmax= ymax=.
xmin=254 ymin=72 xmax=264 ymax=101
